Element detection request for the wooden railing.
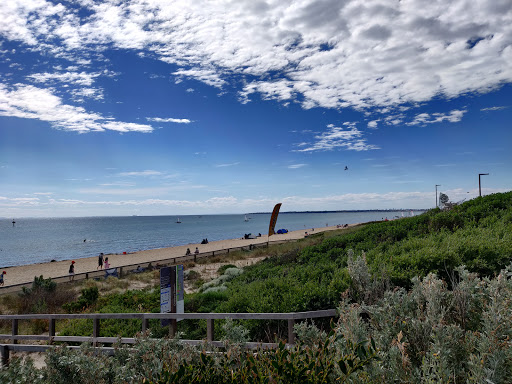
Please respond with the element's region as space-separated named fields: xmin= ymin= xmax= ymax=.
xmin=0 ymin=309 xmax=337 ymax=366
xmin=0 ymin=238 xmax=300 ymax=295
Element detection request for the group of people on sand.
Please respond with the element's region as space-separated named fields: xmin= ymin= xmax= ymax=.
xmin=67 ymin=252 xmax=111 ymax=282
xmin=97 ymin=252 xmax=110 ymax=270
xmin=185 ymin=247 xmax=200 ymax=256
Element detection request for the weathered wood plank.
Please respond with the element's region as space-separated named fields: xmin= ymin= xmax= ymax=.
xmin=11 ymin=319 xmax=18 ymax=345
xmin=207 ymin=319 xmax=214 ymax=342
xmin=0 ymin=309 xmax=336 ymax=321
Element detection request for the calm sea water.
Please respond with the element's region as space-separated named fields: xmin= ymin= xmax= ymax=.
xmin=0 ymin=211 xmax=422 ymax=267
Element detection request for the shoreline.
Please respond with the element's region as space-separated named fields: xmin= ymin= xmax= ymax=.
xmin=0 ymin=224 xmax=357 ymax=288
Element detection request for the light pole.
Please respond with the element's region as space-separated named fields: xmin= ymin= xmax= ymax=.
xmin=479 ymin=173 xmax=489 ymax=197
xmin=435 ymin=184 xmax=441 ymax=208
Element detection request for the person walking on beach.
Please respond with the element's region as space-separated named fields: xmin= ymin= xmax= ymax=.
xmin=0 ymin=271 xmax=5 ymax=286
xmin=194 ymin=247 xmax=199 ymax=255
xmin=104 ymin=257 xmax=110 ymax=269
xmin=97 ymin=253 xmax=104 ymax=270
xmin=69 ymin=261 xmax=75 ymax=281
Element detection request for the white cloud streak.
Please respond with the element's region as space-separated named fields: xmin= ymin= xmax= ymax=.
xmin=215 ymin=162 xmax=240 ymax=168
xmin=0 ymin=84 xmax=153 ymax=133
xmin=481 ymin=106 xmax=508 ymax=111
xmin=117 ymin=170 xmax=163 ymax=177
xmin=147 ymin=117 xmax=192 ymax=124
xmin=288 ymin=164 xmax=307 ymax=169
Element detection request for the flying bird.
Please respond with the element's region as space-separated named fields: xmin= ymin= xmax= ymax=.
xmin=344 ymin=166 xmax=348 ymax=171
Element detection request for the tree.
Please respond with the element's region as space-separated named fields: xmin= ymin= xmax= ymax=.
xmin=439 ymin=192 xmax=449 ymax=207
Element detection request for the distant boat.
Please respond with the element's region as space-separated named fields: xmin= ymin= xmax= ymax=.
xmin=244 ymin=215 xmax=249 ymax=222
xmin=176 ymin=217 xmax=181 ymax=223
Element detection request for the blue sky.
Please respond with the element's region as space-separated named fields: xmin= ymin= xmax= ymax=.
xmin=1 ymin=0 xmax=511 ymax=217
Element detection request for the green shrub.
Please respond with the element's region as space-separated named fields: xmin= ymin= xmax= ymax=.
xmin=217 ymin=264 xmax=237 ymax=275
xmin=63 ymin=286 xmax=99 ymax=313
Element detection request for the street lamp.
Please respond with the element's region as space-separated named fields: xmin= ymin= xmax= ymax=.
xmin=478 ymin=173 xmax=489 ymax=197
xmin=435 ymin=184 xmax=441 ymax=208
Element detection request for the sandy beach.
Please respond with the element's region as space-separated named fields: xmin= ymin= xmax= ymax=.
xmin=0 ymin=225 xmax=353 ymax=288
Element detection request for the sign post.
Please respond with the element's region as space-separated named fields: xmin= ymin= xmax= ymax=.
xmin=160 ymin=265 xmax=184 ymax=333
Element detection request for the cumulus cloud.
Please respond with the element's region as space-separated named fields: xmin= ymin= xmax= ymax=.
xmin=295 ymin=123 xmax=379 ymax=152
xmin=27 ymin=71 xmax=106 ymax=101
xmin=406 ymin=109 xmax=467 ymax=126
xmin=0 ymin=0 xmax=510 ymax=112
xmin=0 ymin=83 xmax=153 ymax=133
xmin=367 ymin=120 xmax=379 ymax=129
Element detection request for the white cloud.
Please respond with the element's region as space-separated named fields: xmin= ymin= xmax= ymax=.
xmin=71 ymin=87 xmax=104 ymax=102
xmin=1 ymin=0 xmax=510 ymax=111
xmin=295 ymin=123 xmax=379 ymax=152
xmin=117 ymin=170 xmax=163 ymax=177
xmin=481 ymin=106 xmax=508 ymax=111
xmin=147 ymin=117 xmax=192 ymax=124
xmin=288 ymin=163 xmax=307 ymax=169
xmin=3 ymin=187 xmax=512 ymax=216
xmin=407 ymin=109 xmax=467 ymax=126
xmin=215 ymin=162 xmax=240 ymax=168
xmin=27 ymin=71 xmax=100 ymax=86
xmin=367 ymin=120 xmax=379 ymax=129
xmin=0 ymin=83 xmax=153 ymax=133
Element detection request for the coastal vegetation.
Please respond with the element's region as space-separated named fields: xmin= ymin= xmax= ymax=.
xmin=1 ymin=191 xmax=512 ymax=382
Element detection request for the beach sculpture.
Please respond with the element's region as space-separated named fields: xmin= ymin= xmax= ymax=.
xmin=268 ymin=203 xmax=282 ymax=237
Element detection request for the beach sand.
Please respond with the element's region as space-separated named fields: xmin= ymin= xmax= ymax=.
xmin=1 ymin=225 xmax=354 ymax=288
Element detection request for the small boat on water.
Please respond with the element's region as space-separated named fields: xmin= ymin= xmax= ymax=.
xmin=176 ymin=217 xmax=181 ymax=223
xmin=244 ymin=215 xmax=249 ymax=222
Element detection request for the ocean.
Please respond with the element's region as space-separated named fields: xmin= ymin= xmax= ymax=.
xmin=0 ymin=211 xmax=422 ymax=268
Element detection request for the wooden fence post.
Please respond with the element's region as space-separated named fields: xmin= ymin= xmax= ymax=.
xmin=93 ymin=317 xmax=100 ymax=346
xmin=287 ymin=319 xmax=295 ymax=345
xmin=207 ymin=319 xmax=214 ymax=342
xmin=169 ymin=319 xmax=177 ymax=338
xmin=0 ymin=345 xmax=9 ymax=367
xmin=11 ymin=319 xmax=18 ymax=344
xmin=49 ymin=317 xmax=56 ymax=344
xmin=142 ymin=316 xmax=149 ymax=333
